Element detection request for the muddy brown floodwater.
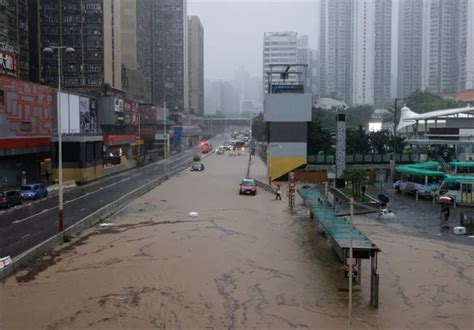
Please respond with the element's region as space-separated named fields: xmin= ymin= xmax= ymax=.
xmin=1 ymin=152 xmax=473 ymax=329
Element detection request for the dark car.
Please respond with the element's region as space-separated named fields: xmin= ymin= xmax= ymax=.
xmin=20 ymin=183 xmax=48 ymax=200
xmin=191 ymin=162 xmax=205 ymax=171
xmin=239 ymin=178 xmax=257 ymax=195
xmin=0 ymin=190 xmax=23 ymax=209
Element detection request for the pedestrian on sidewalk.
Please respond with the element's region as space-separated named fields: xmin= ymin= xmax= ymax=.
xmin=275 ymin=184 xmax=282 ymax=200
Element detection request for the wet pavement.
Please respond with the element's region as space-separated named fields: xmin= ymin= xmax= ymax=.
xmin=365 ymin=183 xmax=474 ymax=245
xmin=0 ymin=151 xmax=473 ymax=329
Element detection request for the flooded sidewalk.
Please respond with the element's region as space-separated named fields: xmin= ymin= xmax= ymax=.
xmin=0 ymin=152 xmax=473 ymax=329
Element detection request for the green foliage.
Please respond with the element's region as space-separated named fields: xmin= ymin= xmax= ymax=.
xmin=388 ymin=135 xmax=407 ymax=154
xmin=308 ymin=119 xmax=334 ymax=155
xmin=406 ymin=90 xmax=466 ymax=113
xmin=193 ymin=155 xmax=201 ymax=162
xmin=311 ymin=104 xmax=374 ymax=131
xmin=346 ymin=125 xmax=370 ymax=155
xmin=251 ymin=113 xmax=267 ymax=142
xmin=369 ymin=130 xmax=390 ymax=154
xmin=346 ymin=105 xmax=375 ymax=128
xmin=343 ymin=168 xmax=369 ymax=200
xmin=311 ymin=107 xmax=336 ymax=129
xmin=136 ymin=156 xmax=146 ymax=167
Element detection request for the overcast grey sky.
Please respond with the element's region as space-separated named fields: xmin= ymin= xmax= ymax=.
xmin=188 ymin=0 xmax=319 ymax=81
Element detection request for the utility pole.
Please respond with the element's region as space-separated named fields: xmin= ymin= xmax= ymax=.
xmin=137 ymin=111 xmax=141 ymax=160
xmin=43 ymin=46 xmax=75 ymax=233
xmin=163 ymin=101 xmax=167 ymax=174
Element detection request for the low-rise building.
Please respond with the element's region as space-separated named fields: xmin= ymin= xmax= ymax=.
xmin=0 ymin=76 xmax=53 ymax=187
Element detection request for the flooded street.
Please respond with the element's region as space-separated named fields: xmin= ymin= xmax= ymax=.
xmin=1 ymin=152 xmax=473 ymax=329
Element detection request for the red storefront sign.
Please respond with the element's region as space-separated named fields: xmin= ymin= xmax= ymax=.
xmin=103 ymin=135 xmax=136 ymax=146
xmin=0 ymin=138 xmax=51 ymax=149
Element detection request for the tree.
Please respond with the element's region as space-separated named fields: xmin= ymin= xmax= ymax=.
xmin=251 ymin=112 xmax=266 ymax=142
xmin=346 ymin=105 xmax=375 ymax=128
xmin=369 ymin=130 xmax=390 ymax=154
xmin=406 ymin=90 xmax=465 ymax=114
xmin=346 ymin=125 xmax=370 ymax=155
xmin=388 ymin=135 xmax=407 ymax=154
xmin=343 ymin=168 xmax=368 ymax=198
xmin=311 ymin=107 xmax=336 ymax=130
xmin=308 ymin=119 xmax=333 ymax=155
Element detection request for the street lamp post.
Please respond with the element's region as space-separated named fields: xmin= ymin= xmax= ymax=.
xmin=391 ymin=98 xmax=406 ymax=184
xmin=163 ymin=101 xmax=167 ymax=163
xmin=43 ymin=46 xmax=75 ymax=232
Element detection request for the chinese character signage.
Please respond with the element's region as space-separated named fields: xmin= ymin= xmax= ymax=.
xmin=0 ymin=43 xmax=17 ymax=77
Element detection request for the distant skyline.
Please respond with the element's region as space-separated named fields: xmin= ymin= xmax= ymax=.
xmin=188 ymin=0 xmax=319 ymax=80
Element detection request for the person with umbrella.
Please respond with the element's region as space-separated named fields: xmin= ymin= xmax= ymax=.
xmin=438 ymin=196 xmax=453 ymax=230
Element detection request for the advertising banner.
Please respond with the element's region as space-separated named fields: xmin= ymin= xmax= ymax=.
xmin=174 ymin=126 xmax=183 ymax=145
xmin=79 ymin=96 xmax=98 ymax=132
xmin=0 ymin=42 xmax=17 ymax=77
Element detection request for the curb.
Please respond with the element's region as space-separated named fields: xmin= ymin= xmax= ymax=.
xmin=0 ymin=159 xmax=193 ymax=281
xmin=247 ymin=153 xmax=274 ymax=194
xmin=254 ymin=179 xmax=276 ymax=194
xmin=330 ymin=186 xmax=379 ymax=205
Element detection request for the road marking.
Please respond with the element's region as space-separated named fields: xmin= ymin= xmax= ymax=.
xmin=81 ymin=208 xmax=86 ymax=212
xmin=9 ymin=152 xmax=195 ymax=225
xmin=12 ymin=208 xmax=52 ymax=224
xmin=21 ymin=233 xmax=30 ymax=239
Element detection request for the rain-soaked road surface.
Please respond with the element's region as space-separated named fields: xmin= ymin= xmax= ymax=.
xmin=1 ymin=151 xmax=473 ymax=329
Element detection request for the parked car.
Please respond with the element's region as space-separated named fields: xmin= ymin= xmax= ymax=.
xmin=239 ymin=178 xmax=257 ymax=195
xmin=191 ymin=162 xmax=205 ymax=171
xmin=20 ymin=183 xmax=48 ymax=200
xmin=0 ymin=190 xmax=23 ymax=208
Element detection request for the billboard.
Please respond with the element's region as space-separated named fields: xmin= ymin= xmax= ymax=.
xmin=264 ymin=93 xmax=312 ymax=122
xmin=57 ymin=92 xmax=98 ymax=133
xmin=79 ymin=96 xmax=98 ymax=132
xmin=174 ymin=127 xmax=183 ymax=145
xmin=112 ymin=97 xmax=137 ymax=125
xmin=0 ymin=43 xmax=18 ymax=77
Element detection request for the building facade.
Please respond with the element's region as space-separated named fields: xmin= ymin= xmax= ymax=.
xmin=262 ymin=32 xmax=299 ymax=93
xmin=319 ymin=0 xmax=353 ymax=104
xmin=397 ymin=0 xmax=424 ymax=98
xmin=120 ymin=0 xmax=151 ymax=103
xmin=467 ymin=0 xmax=474 ymax=89
xmin=297 ymin=35 xmax=311 ymax=93
xmin=426 ymin=0 xmax=469 ymax=94
xmin=188 ymin=16 xmax=204 ymax=116
xmin=398 ymin=0 xmax=470 ymax=97
xmin=374 ymin=0 xmax=392 ymax=107
xmin=352 ymin=0 xmax=375 ymax=105
xmin=0 ymin=0 xmax=29 ymax=80
xmin=320 ymin=0 xmax=392 ymax=106
xmin=38 ymin=0 xmax=122 ymax=91
xmin=152 ymin=0 xmax=188 ymax=112
xmin=0 ymin=76 xmax=53 ymax=186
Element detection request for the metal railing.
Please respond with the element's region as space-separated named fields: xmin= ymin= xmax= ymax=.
xmin=308 ymin=153 xmax=417 ymax=165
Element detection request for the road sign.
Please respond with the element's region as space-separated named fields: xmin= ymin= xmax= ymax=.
xmin=155 ymin=133 xmax=169 ymax=141
xmin=289 ymin=182 xmax=296 ymax=189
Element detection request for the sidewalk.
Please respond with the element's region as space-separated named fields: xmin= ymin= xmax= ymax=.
xmin=249 ymin=154 xmax=268 ymax=184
